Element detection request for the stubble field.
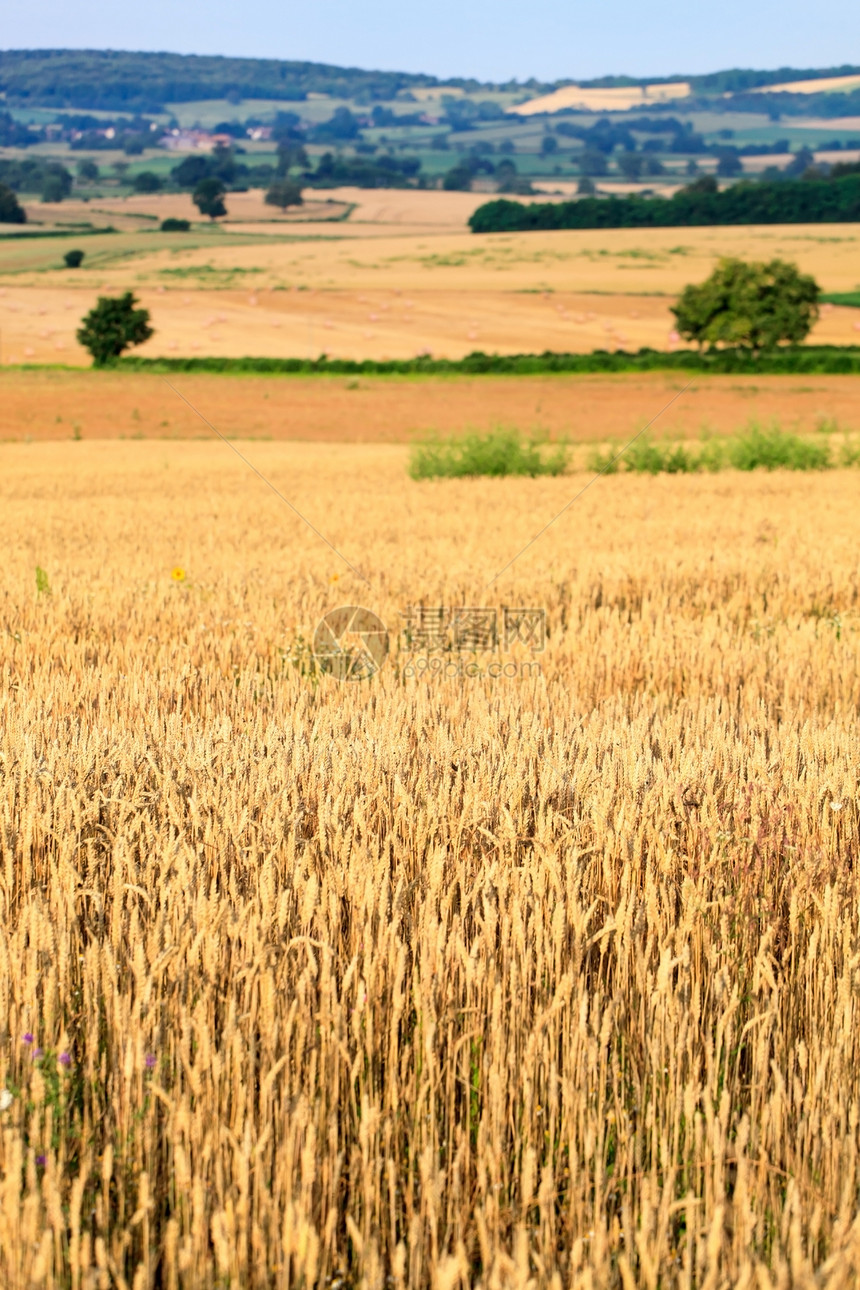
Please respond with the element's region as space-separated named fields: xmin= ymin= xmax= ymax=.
xmin=1 ymin=439 xmax=860 ymax=1287
xmin=2 ymin=200 xmax=860 ymax=365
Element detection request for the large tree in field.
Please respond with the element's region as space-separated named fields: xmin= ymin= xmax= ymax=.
xmin=76 ymin=292 xmax=153 ymax=366
xmin=672 ymin=257 xmax=820 ymax=353
xmin=265 ymin=179 xmax=303 ymax=212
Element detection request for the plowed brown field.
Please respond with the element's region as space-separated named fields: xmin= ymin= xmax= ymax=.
xmin=1 ymin=368 xmax=857 ymax=443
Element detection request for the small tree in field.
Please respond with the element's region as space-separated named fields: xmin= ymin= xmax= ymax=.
xmin=672 ymin=257 xmax=820 ymax=353
xmin=193 ymin=177 xmax=227 ymax=220
xmin=265 ymin=179 xmax=303 ymax=212
xmin=0 ymin=183 xmax=26 ymax=224
xmin=77 ymin=292 xmax=153 ymax=366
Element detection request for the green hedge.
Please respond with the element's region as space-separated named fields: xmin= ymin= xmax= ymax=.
xmin=117 ymin=346 xmax=860 ymax=377
xmin=468 ymin=174 xmax=860 ymax=233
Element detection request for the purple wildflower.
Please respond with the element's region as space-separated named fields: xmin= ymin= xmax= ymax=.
xmin=32 ymin=1048 xmax=43 ymax=1060
xmin=22 ymin=1034 xmax=33 ymax=1045
xmin=35 ymin=1155 xmax=46 ymax=1166
xmin=144 ymin=1054 xmax=156 ymax=1069
xmin=59 ymin=1052 xmax=71 ymax=1068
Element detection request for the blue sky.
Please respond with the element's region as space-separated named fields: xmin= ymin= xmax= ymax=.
xmin=3 ymin=0 xmax=860 ymax=83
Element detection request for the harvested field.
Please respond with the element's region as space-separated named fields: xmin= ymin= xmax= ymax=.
xmin=2 ymin=368 xmax=860 ymax=443
xmin=25 ymin=223 xmax=860 ymax=295
xmin=20 ymin=187 xmax=504 ymax=236
xmin=3 ymin=219 xmax=859 ymax=364
xmin=2 ymin=440 xmax=860 ymax=1286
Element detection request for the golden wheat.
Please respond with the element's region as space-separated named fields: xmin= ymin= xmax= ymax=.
xmin=1 ymin=441 xmax=859 ymax=1288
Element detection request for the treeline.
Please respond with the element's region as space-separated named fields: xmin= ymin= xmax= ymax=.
xmin=0 ymin=50 xmax=453 ymax=113
xmin=469 ymin=173 xmax=860 ymax=232
xmin=688 ymin=64 xmax=860 ymax=93
xmin=113 ymin=346 xmax=860 ymax=378
xmin=0 ymin=157 xmax=73 ymax=202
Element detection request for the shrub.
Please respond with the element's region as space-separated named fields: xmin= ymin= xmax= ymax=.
xmin=587 ymin=424 xmax=835 ymax=475
xmin=76 ymin=292 xmax=153 ymax=366
xmin=160 ymin=217 xmax=190 ymax=232
xmin=63 ymin=249 xmax=85 ymax=269
xmin=409 ymin=428 xmax=569 ymax=479
xmin=727 ymin=423 xmax=831 ymax=470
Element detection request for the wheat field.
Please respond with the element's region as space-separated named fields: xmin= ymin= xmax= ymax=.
xmin=2 ymin=440 xmax=859 ymax=1288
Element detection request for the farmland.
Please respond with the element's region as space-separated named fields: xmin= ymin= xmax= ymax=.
xmin=3 ymin=43 xmax=860 ymax=1281
xmin=2 ymin=438 xmax=860 ymax=1286
xmin=2 ymin=201 xmax=860 ymax=365
xmin=3 ymin=367 xmax=860 ymax=444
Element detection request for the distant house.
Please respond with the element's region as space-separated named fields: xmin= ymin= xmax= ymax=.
xmin=160 ymin=129 xmax=217 ymax=152
xmin=247 ymin=127 xmax=272 ymax=142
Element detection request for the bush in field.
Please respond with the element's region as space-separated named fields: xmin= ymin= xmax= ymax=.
xmin=0 ymin=182 xmax=26 ymax=223
xmin=727 ymin=422 xmax=831 ymax=470
xmin=587 ymin=423 xmax=835 ymax=475
xmin=265 ymin=179 xmax=303 ymax=212
xmin=63 ymin=249 xmax=85 ymax=269
xmin=76 ymin=292 xmax=153 ymax=366
xmin=672 ymin=257 xmax=820 ymax=352
xmin=160 ymin=217 xmax=190 ymax=232
xmin=409 ymin=427 xmax=569 ymax=479
xmin=192 ymin=177 xmax=227 ymax=220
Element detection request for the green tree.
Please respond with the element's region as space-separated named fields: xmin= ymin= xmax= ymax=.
xmin=133 ymin=171 xmax=162 ymax=193
xmin=671 ymin=257 xmax=820 ymax=353
xmin=64 ymin=249 xmax=85 ymax=268
xmin=265 ymin=179 xmax=303 ymax=211
xmin=0 ymin=182 xmax=26 ymax=223
xmin=579 ymin=148 xmax=608 ymax=177
xmin=40 ymin=174 xmax=67 ymax=202
xmin=716 ymin=150 xmax=743 ymax=177
xmin=443 ymin=165 xmax=473 ymax=191
xmin=76 ymin=292 xmax=153 ymax=366
xmin=617 ymin=150 xmax=644 ymax=180
xmin=76 ymin=159 xmax=99 ymax=182
xmin=276 ymin=141 xmax=308 ymax=176
xmin=643 ymin=156 xmax=665 ymax=177
xmin=193 ymin=177 xmax=227 ymax=220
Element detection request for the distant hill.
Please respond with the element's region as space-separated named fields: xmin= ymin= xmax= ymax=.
xmin=0 ymin=49 xmax=480 ymax=113
xmin=1 ymin=49 xmax=860 ymax=115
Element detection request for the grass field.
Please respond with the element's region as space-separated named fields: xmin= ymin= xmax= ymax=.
xmin=2 ymin=439 xmax=860 ymax=1286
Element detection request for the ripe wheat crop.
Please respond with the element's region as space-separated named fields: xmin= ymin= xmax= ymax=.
xmin=1 ymin=441 xmax=859 ymax=1288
